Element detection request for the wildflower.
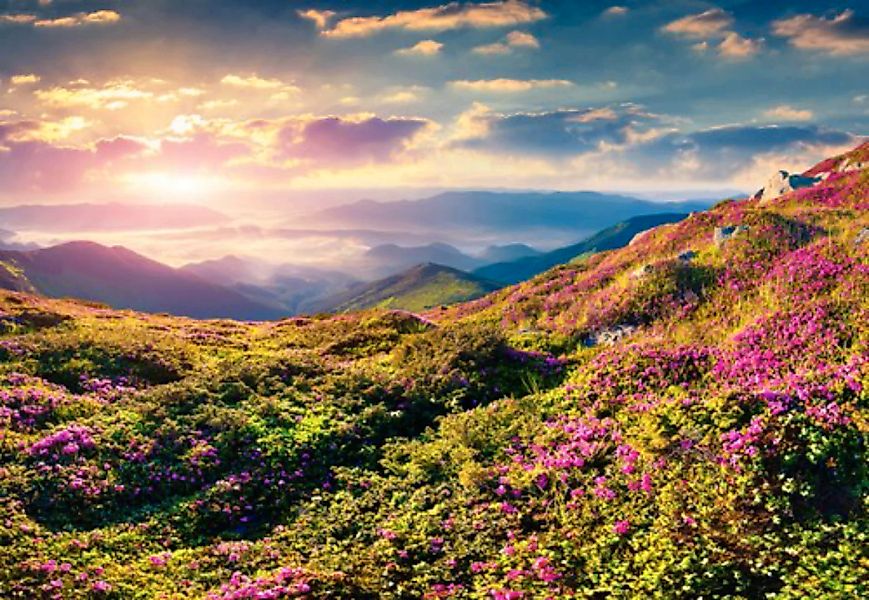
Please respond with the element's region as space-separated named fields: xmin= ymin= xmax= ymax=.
xmin=613 ymin=520 xmax=631 ymax=535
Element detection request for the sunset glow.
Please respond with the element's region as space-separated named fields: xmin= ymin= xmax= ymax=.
xmin=0 ymin=0 xmax=865 ymax=208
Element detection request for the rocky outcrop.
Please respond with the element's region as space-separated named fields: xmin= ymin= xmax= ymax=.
xmin=758 ymin=171 xmax=820 ymax=204
xmin=714 ymin=225 xmax=748 ymax=247
xmin=856 ymin=227 xmax=869 ymax=246
xmin=585 ymin=324 xmax=637 ymax=347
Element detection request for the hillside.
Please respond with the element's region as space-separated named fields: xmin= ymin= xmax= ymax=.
xmin=0 ymin=143 xmax=866 ymax=599
xmin=475 ymin=213 xmax=688 ymax=284
xmin=0 ymin=242 xmax=285 ymax=320
xmin=316 ymin=262 xmax=501 ymax=312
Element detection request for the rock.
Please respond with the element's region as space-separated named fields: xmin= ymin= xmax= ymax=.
xmin=856 ymin=227 xmax=869 ymax=246
xmin=714 ymin=225 xmax=748 ymax=247
xmin=758 ymin=170 xmax=820 ymax=204
xmin=631 ymin=264 xmax=655 ymax=279
xmin=586 ymin=325 xmax=637 ymax=347
xmin=837 ymin=158 xmax=865 ymax=173
xmin=677 ymin=250 xmax=697 ymax=262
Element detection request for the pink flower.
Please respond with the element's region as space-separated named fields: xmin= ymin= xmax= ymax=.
xmin=92 ymin=580 xmax=111 ymax=593
xmin=613 ymin=520 xmax=631 ymax=535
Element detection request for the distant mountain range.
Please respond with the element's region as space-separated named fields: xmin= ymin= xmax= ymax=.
xmin=0 ymin=210 xmax=684 ymax=319
xmin=308 ymin=191 xmax=712 ymax=238
xmin=180 ymin=255 xmax=356 ymax=315
xmin=0 ymin=242 xmax=284 ymax=320
xmin=353 ymin=242 xmax=541 ymax=279
xmin=0 ymin=203 xmax=229 ymax=232
xmin=474 ymin=213 xmax=689 ymax=284
xmin=314 ymin=263 xmax=501 ymax=313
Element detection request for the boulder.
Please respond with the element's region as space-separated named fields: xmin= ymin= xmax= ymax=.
xmin=714 ymin=225 xmax=748 ymax=247
xmin=585 ymin=324 xmax=637 ymax=347
xmin=758 ymin=170 xmax=819 ymax=204
xmin=856 ymin=227 xmax=869 ymax=246
xmin=837 ymin=158 xmax=865 ymax=173
xmin=677 ymin=250 xmax=697 ymax=262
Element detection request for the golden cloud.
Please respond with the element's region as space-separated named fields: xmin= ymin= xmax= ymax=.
xmin=10 ymin=74 xmax=41 ymax=86
xmin=662 ymin=9 xmax=733 ymax=38
xmin=34 ymin=10 xmax=121 ymax=28
xmin=451 ymin=78 xmax=572 ymax=92
xmin=718 ymin=31 xmax=762 ymax=58
xmin=395 ymin=39 xmax=444 ymax=55
xmin=319 ymin=0 xmax=546 ymax=38
xmin=763 ymin=105 xmax=814 ymax=122
xmin=772 ymin=10 xmax=869 ymax=55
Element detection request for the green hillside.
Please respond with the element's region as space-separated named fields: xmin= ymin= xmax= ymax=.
xmin=0 ymin=143 xmax=866 ymax=599
xmin=318 ymin=262 xmax=501 ymax=312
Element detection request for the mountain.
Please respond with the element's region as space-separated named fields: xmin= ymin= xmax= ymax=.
xmin=308 ymin=190 xmax=713 ymax=239
xmin=477 ymin=243 xmax=541 ymax=263
xmin=0 ymin=242 xmax=285 ymax=320
xmin=0 ymin=143 xmax=866 ymax=599
xmin=315 ymin=262 xmax=501 ymax=312
xmin=358 ymin=242 xmax=482 ymax=278
xmin=181 ymin=255 xmax=357 ymax=315
xmin=0 ymin=202 xmax=230 ymax=232
xmin=474 ymin=213 xmax=688 ymax=284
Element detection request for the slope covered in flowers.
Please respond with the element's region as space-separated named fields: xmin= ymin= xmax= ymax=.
xmin=0 ymin=144 xmax=867 ymax=599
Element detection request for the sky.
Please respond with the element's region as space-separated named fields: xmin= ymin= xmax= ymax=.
xmin=0 ymin=0 xmax=867 ymax=208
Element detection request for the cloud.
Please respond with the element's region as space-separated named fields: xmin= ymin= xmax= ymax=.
xmin=380 ymin=86 xmax=430 ymax=104
xmin=395 ymin=39 xmax=444 ymax=55
xmin=662 ymin=8 xmax=733 ymax=38
xmin=631 ymin=124 xmax=855 ymax=180
xmin=297 ymin=9 xmax=336 ymax=30
xmin=718 ymin=31 xmax=762 ymax=58
xmin=318 ymin=0 xmax=546 ymax=38
xmin=0 ymin=13 xmax=37 ymax=24
xmin=663 ymin=8 xmax=761 ymax=59
xmin=451 ymin=78 xmax=572 ymax=92
xmin=453 ymin=103 xmax=663 ymax=155
xmin=772 ymin=10 xmax=869 ymax=55
xmin=473 ymin=29 xmax=539 ymax=54
xmin=220 ymin=74 xmax=300 ymax=101
xmin=34 ymin=10 xmax=121 ymax=28
xmin=35 ymin=80 xmax=153 ymax=110
xmin=0 ymin=118 xmax=145 ymax=192
xmin=221 ymin=74 xmax=285 ymax=90
xmin=505 ymin=30 xmax=539 ymax=48
xmin=603 ymin=6 xmax=629 ymax=17
xmin=763 ymin=105 xmax=813 ymax=121
xmin=10 ymin=74 xmax=41 ymax=86
xmin=276 ymin=115 xmax=433 ymax=165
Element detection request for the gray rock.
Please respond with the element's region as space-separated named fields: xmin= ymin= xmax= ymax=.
xmin=677 ymin=250 xmax=697 ymax=262
xmin=759 ymin=170 xmax=820 ymax=204
xmin=837 ymin=158 xmax=865 ymax=173
xmin=586 ymin=324 xmax=637 ymax=347
xmin=856 ymin=227 xmax=869 ymax=246
xmin=714 ymin=225 xmax=748 ymax=247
